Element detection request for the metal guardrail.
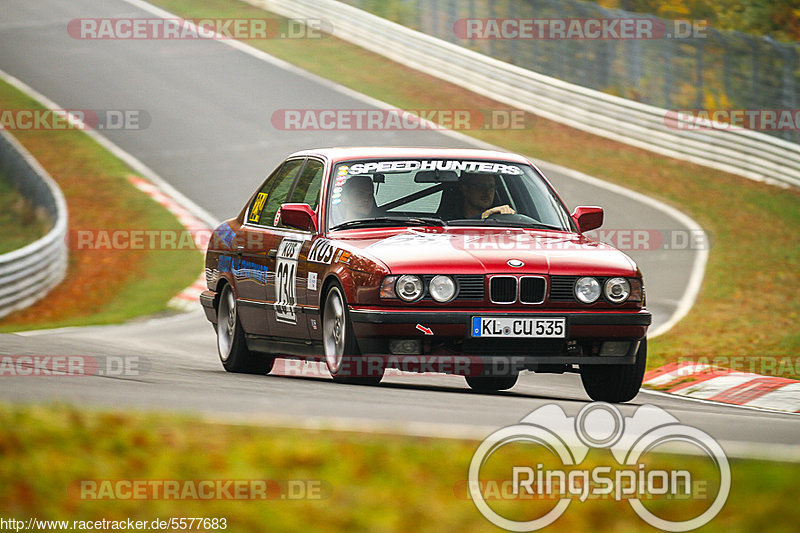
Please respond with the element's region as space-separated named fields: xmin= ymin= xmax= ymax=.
xmin=252 ymin=0 xmax=800 ymax=189
xmin=342 ymin=0 xmax=800 ymax=144
xmin=0 ymin=130 xmax=68 ymax=320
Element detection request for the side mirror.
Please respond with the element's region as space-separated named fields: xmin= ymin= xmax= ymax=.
xmin=571 ymin=206 xmax=603 ymax=233
xmin=279 ymin=203 xmax=317 ymax=232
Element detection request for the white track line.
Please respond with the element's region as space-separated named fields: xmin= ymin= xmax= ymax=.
xmin=203 ymin=411 xmax=800 ymax=462
xmin=0 ymin=71 xmax=219 ymax=229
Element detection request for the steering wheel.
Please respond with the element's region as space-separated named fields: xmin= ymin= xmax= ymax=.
xmin=485 ymin=211 xmax=507 ymax=221
xmin=485 ymin=212 xmax=538 ymax=224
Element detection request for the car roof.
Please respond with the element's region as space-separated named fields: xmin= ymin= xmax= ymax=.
xmin=285 ymin=147 xmax=533 ymax=165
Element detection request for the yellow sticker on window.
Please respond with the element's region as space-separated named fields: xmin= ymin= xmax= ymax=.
xmin=249 ymin=192 xmax=268 ymax=222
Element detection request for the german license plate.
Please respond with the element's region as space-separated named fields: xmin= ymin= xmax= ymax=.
xmin=471 ymin=317 xmax=566 ymax=338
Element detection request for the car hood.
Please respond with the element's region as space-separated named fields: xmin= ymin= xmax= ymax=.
xmin=333 ymin=227 xmax=638 ymax=276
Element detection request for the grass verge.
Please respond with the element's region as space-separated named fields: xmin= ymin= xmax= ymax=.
xmin=0 ymin=171 xmax=49 ymax=255
xmin=1 ymin=402 xmax=799 ymax=532
xmin=0 ymin=77 xmax=202 ymax=331
xmin=150 ymin=0 xmax=800 ymax=376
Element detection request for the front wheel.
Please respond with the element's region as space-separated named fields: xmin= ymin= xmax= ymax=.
xmin=322 ymin=284 xmax=383 ymax=385
xmin=580 ymin=339 xmax=647 ymax=403
xmin=216 ymin=284 xmax=274 ymax=375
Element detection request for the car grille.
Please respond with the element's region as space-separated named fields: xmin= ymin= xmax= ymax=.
xmin=415 ymin=275 xmax=591 ymax=303
xmin=490 ymin=276 xmax=516 ymax=303
xmin=520 ymin=277 xmax=546 ymax=304
xmin=489 ymin=276 xmax=546 ymax=304
xmin=550 ymin=276 xmax=578 ymax=302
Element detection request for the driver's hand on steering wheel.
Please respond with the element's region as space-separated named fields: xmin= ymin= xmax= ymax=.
xmin=481 ymin=205 xmax=515 ymax=219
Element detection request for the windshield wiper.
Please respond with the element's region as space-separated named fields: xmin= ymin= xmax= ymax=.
xmin=514 ymin=222 xmax=564 ymax=231
xmin=446 ymin=219 xmax=564 ymax=231
xmin=330 ymin=216 xmax=446 ymax=230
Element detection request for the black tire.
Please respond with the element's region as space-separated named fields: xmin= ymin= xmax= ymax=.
xmin=465 ymin=373 xmax=519 ymax=392
xmin=580 ymin=339 xmax=647 ymax=403
xmin=216 ymin=284 xmax=274 ymax=375
xmin=322 ymin=284 xmax=383 ymax=385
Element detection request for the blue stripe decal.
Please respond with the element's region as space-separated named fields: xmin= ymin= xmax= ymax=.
xmin=472 ymin=317 xmax=482 ymax=337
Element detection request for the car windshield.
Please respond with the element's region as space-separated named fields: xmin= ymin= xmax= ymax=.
xmin=327 ymin=159 xmax=573 ymax=231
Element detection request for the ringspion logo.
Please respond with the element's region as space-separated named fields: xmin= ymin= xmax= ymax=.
xmin=468 ymin=403 xmax=729 ymax=531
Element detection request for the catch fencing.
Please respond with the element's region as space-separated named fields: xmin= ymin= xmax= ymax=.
xmin=344 ymin=0 xmax=800 ymax=144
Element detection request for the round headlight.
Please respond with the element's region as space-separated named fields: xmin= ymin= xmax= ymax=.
xmin=396 ymin=275 xmax=424 ymax=302
xmin=575 ymin=277 xmax=600 ymax=304
xmin=429 ymin=275 xmax=456 ymax=303
xmin=604 ymin=277 xmax=631 ymax=304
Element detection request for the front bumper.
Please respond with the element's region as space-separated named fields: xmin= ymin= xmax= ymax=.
xmin=200 ymin=290 xmax=217 ymax=323
xmin=349 ymin=308 xmax=650 ymax=334
xmin=349 ymin=308 xmax=650 ymax=366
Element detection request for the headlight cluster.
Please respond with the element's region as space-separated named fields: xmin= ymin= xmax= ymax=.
xmin=604 ymin=277 xmax=631 ymax=304
xmin=428 ymin=275 xmax=457 ymax=302
xmin=574 ymin=276 xmax=642 ymax=304
xmin=575 ymin=277 xmax=601 ymax=304
xmin=397 ymin=275 xmax=424 ymax=301
xmin=380 ymin=275 xmax=457 ymax=303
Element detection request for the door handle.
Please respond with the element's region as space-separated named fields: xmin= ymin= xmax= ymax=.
xmin=235 ymin=245 xmax=244 ymax=256
xmin=267 ymin=249 xmax=277 ymax=258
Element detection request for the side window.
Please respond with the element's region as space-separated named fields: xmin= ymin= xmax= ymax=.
xmin=256 ymin=158 xmax=305 ymax=226
xmin=247 ymin=166 xmax=282 ymax=224
xmin=288 ymin=158 xmax=324 ymax=209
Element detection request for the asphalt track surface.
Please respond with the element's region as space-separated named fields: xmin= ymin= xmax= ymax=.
xmin=1 ymin=0 xmax=798 ymax=457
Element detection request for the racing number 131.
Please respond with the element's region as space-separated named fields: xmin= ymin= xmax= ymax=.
xmin=276 ymin=261 xmax=296 ymax=311
xmin=275 ymin=239 xmax=302 ymax=324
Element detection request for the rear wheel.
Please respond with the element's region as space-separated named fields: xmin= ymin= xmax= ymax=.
xmin=216 ymin=284 xmax=274 ymax=375
xmin=465 ymin=373 xmax=519 ymax=392
xmin=322 ymin=284 xmax=383 ymax=385
xmin=580 ymin=339 xmax=647 ymax=403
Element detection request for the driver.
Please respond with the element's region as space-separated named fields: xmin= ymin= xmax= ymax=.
xmin=459 ymin=172 xmax=515 ymax=219
xmin=331 ymin=175 xmax=378 ymax=226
